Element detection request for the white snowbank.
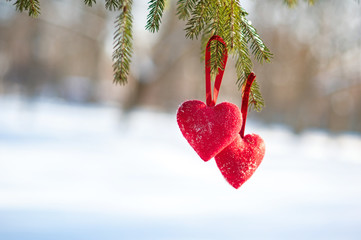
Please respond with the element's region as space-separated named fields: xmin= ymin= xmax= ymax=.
xmin=0 ymin=96 xmax=360 ymax=240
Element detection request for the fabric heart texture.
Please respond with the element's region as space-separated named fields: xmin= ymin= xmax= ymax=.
xmin=176 ymin=35 xmax=265 ymax=189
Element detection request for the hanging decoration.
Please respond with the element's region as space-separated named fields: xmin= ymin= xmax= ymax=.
xmin=177 ymin=35 xmax=265 ymax=189
xmin=177 ymin=36 xmax=242 ymax=162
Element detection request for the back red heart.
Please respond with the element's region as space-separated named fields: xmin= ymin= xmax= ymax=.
xmin=215 ymin=134 xmax=265 ymax=189
xmin=214 ymin=72 xmax=266 ymax=189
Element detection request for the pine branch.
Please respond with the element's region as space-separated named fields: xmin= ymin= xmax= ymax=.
xmin=145 ymin=0 xmax=166 ymax=33
xmin=182 ymin=0 xmax=269 ymax=110
xmin=84 ymin=0 xmax=96 ymax=7
xmin=113 ymin=0 xmax=133 ymax=85
xmin=190 ymin=1 xmax=225 ymax=74
xmin=233 ymin=4 xmax=261 ymax=110
xmin=234 ymin=43 xmax=253 ymax=89
xmin=184 ymin=0 xmax=210 ymax=39
xmin=14 ymin=0 xmax=40 ymax=17
xmin=176 ymin=0 xmax=197 ymax=20
xmin=207 ymin=2 xmax=228 ymax=76
xmin=105 ymin=0 xmax=122 ymax=11
xmin=249 ymin=79 xmax=264 ymax=112
xmin=208 ymin=1 xmax=226 ymax=35
xmin=226 ymin=0 xmax=236 ymax=50
xmin=284 ymin=0 xmax=298 ymax=7
xmin=208 ymin=40 xmax=227 ymax=79
xmin=6 ymin=0 xmax=270 ymax=110
xmin=230 ymin=1 xmax=252 ymax=87
xmin=284 ymin=0 xmax=316 ymax=7
xmin=7 ymin=0 xmax=278 ymax=111
xmin=200 ymin=28 xmax=213 ymax=60
xmin=239 ymin=8 xmax=272 ymax=64
xmin=237 ymin=7 xmax=268 ymax=110
xmin=307 ymin=0 xmax=316 ymax=5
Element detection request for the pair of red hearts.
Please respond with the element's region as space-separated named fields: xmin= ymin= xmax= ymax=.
xmin=177 ymin=73 xmax=265 ymax=189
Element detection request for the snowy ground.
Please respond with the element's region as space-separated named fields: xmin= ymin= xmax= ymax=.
xmin=0 ymin=96 xmax=361 ymax=240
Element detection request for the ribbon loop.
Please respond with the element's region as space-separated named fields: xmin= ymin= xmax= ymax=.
xmin=240 ymin=72 xmax=256 ymax=138
xmin=205 ymin=35 xmax=228 ymax=107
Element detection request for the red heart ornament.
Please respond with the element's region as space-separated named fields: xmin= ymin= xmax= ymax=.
xmin=215 ymin=134 xmax=265 ymax=189
xmin=177 ymin=100 xmax=242 ymax=161
xmin=214 ymin=73 xmax=265 ymax=189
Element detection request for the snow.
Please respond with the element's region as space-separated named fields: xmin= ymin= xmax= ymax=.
xmin=0 ymin=96 xmax=361 ymax=240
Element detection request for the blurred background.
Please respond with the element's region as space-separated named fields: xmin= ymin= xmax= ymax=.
xmin=0 ymin=0 xmax=361 ymax=239
xmin=0 ymin=0 xmax=360 ymax=132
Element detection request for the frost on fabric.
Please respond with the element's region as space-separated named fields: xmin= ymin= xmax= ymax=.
xmin=176 ymin=100 xmax=242 ymax=162
xmin=215 ymin=134 xmax=265 ymax=189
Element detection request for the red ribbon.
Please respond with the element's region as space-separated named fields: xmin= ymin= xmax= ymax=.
xmin=240 ymin=72 xmax=256 ymax=138
xmin=205 ymin=36 xmax=255 ymax=138
xmin=205 ymin=35 xmax=228 ymax=107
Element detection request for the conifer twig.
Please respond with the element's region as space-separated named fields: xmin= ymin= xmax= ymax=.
xmin=185 ymin=0 xmax=209 ymax=39
xmin=176 ymin=0 xmax=197 ymax=20
xmin=113 ymin=0 xmax=133 ymax=85
xmin=105 ymin=0 xmax=121 ymax=11
xmin=14 ymin=0 xmax=40 ymax=17
xmin=239 ymin=8 xmax=272 ymax=64
xmin=146 ymin=0 xmax=166 ymax=33
xmin=84 ymin=0 xmax=96 ymax=7
xmin=284 ymin=0 xmax=316 ymax=7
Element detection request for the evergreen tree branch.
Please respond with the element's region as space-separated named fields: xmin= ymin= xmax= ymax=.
xmin=249 ymin=78 xmax=264 ymax=112
xmin=200 ymin=28 xmax=213 ymax=60
xmin=84 ymin=0 xmax=97 ymax=7
xmin=105 ymin=0 xmax=122 ymax=11
xmin=236 ymin=6 xmax=268 ymax=110
xmin=227 ymin=0 xmax=235 ymax=50
xmin=197 ymin=1 xmax=267 ymax=110
xmin=233 ymin=3 xmax=263 ymax=111
xmin=234 ymin=38 xmax=253 ymax=89
xmin=284 ymin=0 xmax=298 ymax=7
xmin=176 ymin=0 xmax=197 ymax=20
xmin=208 ymin=2 xmax=227 ymax=75
xmin=182 ymin=0 xmax=269 ymax=110
xmin=284 ymin=0 xmax=316 ymax=7
xmin=6 ymin=0 xmax=279 ymax=111
xmin=239 ymin=7 xmax=272 ymax=64
xmin=230 ymin=1 xmax=252 ymax=85
xmin=145 ymin=0 xmax=166 ymax=33
xmin=184 ymin=0 xmax=210 ymax=39
xmin=13 ymin=0 xmax=40 ymax=17
xmin=112 ymin=0 xmax=133 ymax=85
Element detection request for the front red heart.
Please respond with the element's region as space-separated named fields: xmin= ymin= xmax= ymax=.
xmin=177 ymin=100 xmax=242 ymax=162
xmin=215 ymin=134 xmax=265 ymax=189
